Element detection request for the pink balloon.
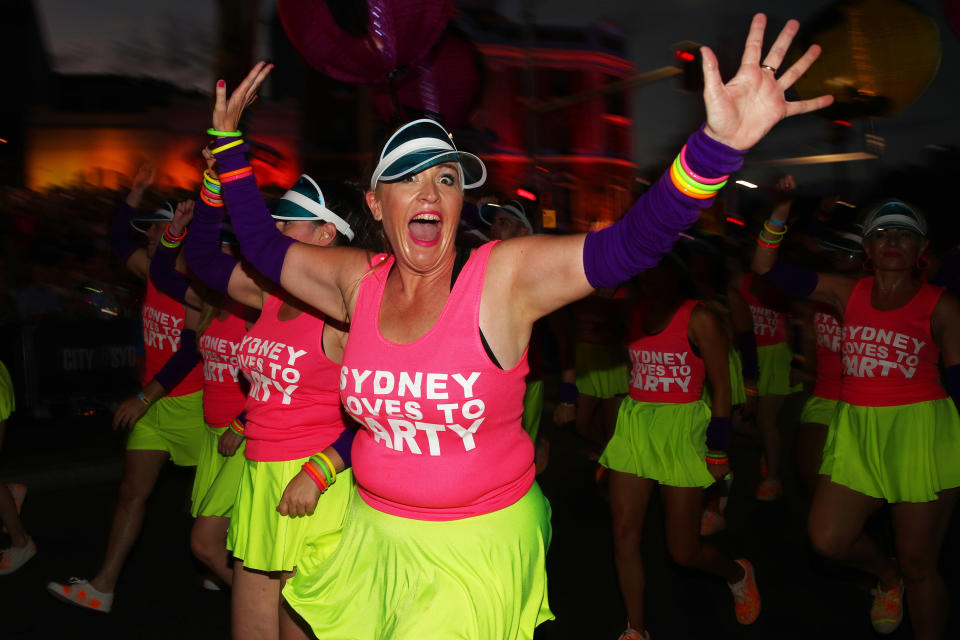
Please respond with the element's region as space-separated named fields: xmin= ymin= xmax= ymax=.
xmin=278 ymin=0 xmax=453 ymax=83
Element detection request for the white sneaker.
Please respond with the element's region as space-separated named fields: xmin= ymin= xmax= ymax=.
xmin=0 ymin=538 xmax=37 ymax=575
xmin=46 ymin=577 xmax=113 ymax=612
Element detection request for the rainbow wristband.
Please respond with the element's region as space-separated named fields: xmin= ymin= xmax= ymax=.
xmin=161 ymin=224 xmax=187 ymax=248
xmin=672 ymin=156 xmax=726 ymax=192
xmin=301 ymin=460 xmax=328 ymax=491
xmin=228 ymin=418 xmax=245 ymax=437
xmin=206 ymin=128 xmax=242 ymax=138
xmin=312 ymin=452 xmax=337 ymax=485
xmin=744 ymin=385 xmax=759 ymax=397
xmin=679 ymin=144 xmax=729 ymax=185
xmin=669 ymin=163 xmax=716 ymax=199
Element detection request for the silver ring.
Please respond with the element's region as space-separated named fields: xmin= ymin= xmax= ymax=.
xmin=760 ymin=64 xmax=777 ymax=73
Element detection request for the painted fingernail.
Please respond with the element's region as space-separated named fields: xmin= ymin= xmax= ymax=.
xmin=217 ymin=80 xmax=225 ymax=88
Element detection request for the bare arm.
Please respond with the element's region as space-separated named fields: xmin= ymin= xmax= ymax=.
xmin=933 ymin=292 xmax=960 ymax=368
xmin=692 ymin=306 xmax=732 ymax=419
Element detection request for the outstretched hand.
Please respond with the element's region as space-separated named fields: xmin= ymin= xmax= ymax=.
xmin=132 ymin=164 xmax=156 ymax=192
xmin=212 ymin=62 xmax=274 ymax=133
xmin=701 ymin=14 xmax=833 ymax=151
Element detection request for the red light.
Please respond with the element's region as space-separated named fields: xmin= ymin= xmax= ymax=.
xmin=832 ymin=120 xmax=852 ymax=127
xmin=725 ymin=217 xmax=745 ymax=227
xmin=535 ymin=165 xmax=550 ymax=173
xmin=675 ymin=50 xmax=695 ymax=62
xmin=516 ymin=188 xmax=537 ymax=201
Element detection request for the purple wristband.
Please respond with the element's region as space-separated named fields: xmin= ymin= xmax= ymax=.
xmin=760 ymin=260 xmax=818 ymax=298
xmin=149 ymin=244 xmax=191 ymax=303
xmin=706 ymin=416 xmax=731 ymax=452
xmin=558 ymin=382 xmax=579 ymax=405
xmin=109 ymin=202 xmax=140 ymax=264
xmin=329 ymin=427 xmax=355 ymax=469
xmin=153 ymin=329 xmax=200 ymax=391
xmin=217 ymin=142 xmax=295 ymax=285
xmin=582 ymin=127 xmax=745 ymax=289
xmin=185 ymin=198 xmax=238 ymax=294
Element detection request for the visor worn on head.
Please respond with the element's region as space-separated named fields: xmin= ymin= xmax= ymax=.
xmin=131 ymin=201 xmax=175 ymax=234
xmin=271 ymin=174 xmax=355 ymax=241
xmin=479 ymin=199 xmax=533 ymax=233
xmin=370 ymin=118 xmax=486 ymax=191
xmin=862 ymin=199 xmax=927 ymax=238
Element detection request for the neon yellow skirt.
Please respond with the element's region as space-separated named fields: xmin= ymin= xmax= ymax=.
xmin=227 ymin=459 xmax=353 ymax=572
xmin=190 ymin=426 xmax=246 ymax=518
xmin=126 ymin=391 xmax=205 ymax=466
xmin=0 ymin=360 xmax=14 ymax=421
xmin=702 ymin=347 xmax=745 ymax=407
xmin=522 ymin=379 xmax=544 ymax=442
xmin=600 ymin=397 xmax=714 ymax=488
xmin=757 ymin=342 xmax=802 ymax=397
xmin=820 ymin=399 xmax=960 ymax=503
xmin=283 ymin=484 xmax=554 ymax=640
xmin=575 ymin=342 xmax=629 ymax=399
xmin=800 ymin=395 xmax=838 ymax=427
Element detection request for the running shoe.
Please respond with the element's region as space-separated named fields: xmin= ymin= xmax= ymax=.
xmin=46 ymin=577 xmax=113 ymax=612
xmin=755 ymin=478 xmax=782 ymax=501
xmin=0 ymin=538 xmax=37 ymax=575
xmin=617 ymin=628 xmax=649 ymax=640
xmin=870 ymin=580 xmax=904 ymax=634
xmin=201 ymin=577 xmax=222 ymax=591
xmin=700 ymin=509 xmax=727 ymax=536
xmin=729 ymin=558 xmax=761 ymax=624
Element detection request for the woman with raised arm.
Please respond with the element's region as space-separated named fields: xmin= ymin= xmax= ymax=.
xmin=185 ymin=154 xmax=373 ymax=640
xmin=47 ymin=167 xmax=205 ymax=613
xmin=752 ymin=199 xmax=960 ymax=639
xmin=212 ymin=14 xmax=829 ymax=639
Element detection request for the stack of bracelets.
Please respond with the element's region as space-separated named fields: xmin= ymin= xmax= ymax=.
xmin=228 ymin=417 xmax=245 ymax=438
xmin=207 ymin=128 xmax=252 ymax=185
xmin=161 ymin=223 xmax=187 ymax=249
xmin=757 ymin=218 xmax=787 ymax=249
xmin=201 ymin=170 xmax=223 ymax=208
xmin=301 ymin=452 xmax=337 ymax=493
xmin=744 ymin=384 xmax=759 ymax=399
xmin=706 ymin=450 xmax=729 ymax=466
xmin=669 ymin=144 xmax=730 ymax=199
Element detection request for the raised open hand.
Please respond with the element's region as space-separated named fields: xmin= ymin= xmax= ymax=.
xmin=212 ymin=62 xmax=274 ymax=133
xmin=701 ymin=14 xmax=833 ymax=151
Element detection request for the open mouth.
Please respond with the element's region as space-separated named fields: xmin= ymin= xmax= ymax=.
xmin=408 ymin=211 xmax=442 ymax=246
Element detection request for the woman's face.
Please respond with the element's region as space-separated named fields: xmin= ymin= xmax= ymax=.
xmin=367 ymin=163 xmax=463 ymax=274
xmin=862 ymin=228 xmax=927 ymax=272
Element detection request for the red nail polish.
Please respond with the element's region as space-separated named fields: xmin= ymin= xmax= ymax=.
xmin=217 ymin=80 xmax=225 ymax=88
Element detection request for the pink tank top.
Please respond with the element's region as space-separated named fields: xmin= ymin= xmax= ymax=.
xmin=237 ymin=293 xmax=345 ymax=461
xmin=342 ymin=242 xmax=535 ymax=521
xmin=198 ymin=307 xmax=248 ymax=429
xmin=627 ymin=299 xmax=707 ymax=403
xmin=741 ymin=273 xmax=788 ymax=347
xmin=840 ymin=277 xmax=946 ymax=407
xmin=812 ymin=303 xmax=843 ymax=401
xmin=141 ymin=279 xmax=203 ymax=397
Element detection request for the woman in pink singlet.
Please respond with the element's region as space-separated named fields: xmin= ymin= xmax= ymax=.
xmin=753 ymin=200 xmax=960 ymax=639
xmin=210 ymin=16 xmax=830 ymax=639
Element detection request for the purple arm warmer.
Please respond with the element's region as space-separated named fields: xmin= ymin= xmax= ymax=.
xmin=947 ymin=364 xmax=960 ymax=415
xmin=148 ymin=244 xmax=191 ymax=304
xmin=706 ymin=416 xmax=731 ymax=452
xmin=109 ymin=202 xmax=140 ymax=264
xmin=582 ymin=127 xmax=745 ymax=288
xmin=328 ymin=427 xmax=355 ymax=469
xmin=759 ymin=260 xmax=818 ymax=298
xmin=734 ymin=331 xmax=759 ymax=381
xmin=153 ymin=329 xmax=200 ymax=391
xmin=216 ymin=142 xmax=294 ymax=285
xmin=185 ymin=198 xmax=238 ymax=294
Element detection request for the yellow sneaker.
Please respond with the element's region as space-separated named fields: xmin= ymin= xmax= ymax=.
xmin=870 ymin=580 xmax=903 ymax=634
xmin=729 ymin=558 xmax=761 ymax=624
